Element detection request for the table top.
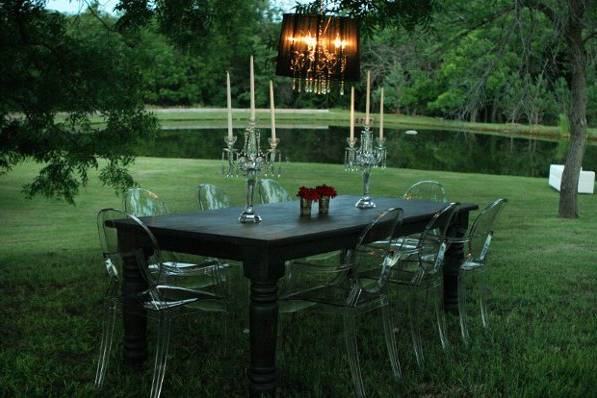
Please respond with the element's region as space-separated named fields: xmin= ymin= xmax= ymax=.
xmin=119 ymin=196 xmax=477 ymax=254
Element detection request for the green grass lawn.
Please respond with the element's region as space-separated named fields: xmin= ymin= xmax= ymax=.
xmin=1 ymin=158 xmax=596 ymax=397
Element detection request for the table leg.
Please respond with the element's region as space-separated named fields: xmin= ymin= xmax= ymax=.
xmin=119 ymin=234 xmax=148 ymax=369
xmin=444 ymin=210 xmax=469 ymax=314
xmin=245 ymin=260 xmax=283 ymax=397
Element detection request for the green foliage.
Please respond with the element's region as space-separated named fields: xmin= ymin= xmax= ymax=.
xmin=0 ymin=1 xmax=157 ymax=203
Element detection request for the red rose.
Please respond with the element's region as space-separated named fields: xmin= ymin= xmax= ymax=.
xmin=296 ymin=186 xmax=319 ymax=201
xmin=315 ymin=184 xmax=337 ymax=198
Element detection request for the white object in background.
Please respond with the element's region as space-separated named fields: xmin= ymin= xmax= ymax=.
xmin=548 ymin=164 xmax=595 ymax=194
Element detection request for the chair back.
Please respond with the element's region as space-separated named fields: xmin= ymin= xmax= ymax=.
xmin=257 ymin=178 xmax=292 ymax=204
xmin=403 ymin=180 xmax=448 ymax=202
xmin=349 ymin=208 xmax=403 ymax=297
xmin=415 ymin=203 xmax=458 ymax=275
xmin=467 ymin=198 xmax=507 ymax=263
xmin=123 ymin=188 xmax=168 ymax=217
xmin=197 ymin=184 xmax=230 ymax=211
xmin=97 ymin=208 xmax=162 ymax=300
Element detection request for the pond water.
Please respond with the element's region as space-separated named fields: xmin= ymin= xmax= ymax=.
xmin=136 ymin=127 xmax=597 ymax=178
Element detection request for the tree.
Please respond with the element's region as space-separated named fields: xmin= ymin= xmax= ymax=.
xmin=444 ymin=0 xmax=596 ymax=218
xmin=0 ymin=1 xmax=157 ymax=203
xmin=334 ymin=0 xmax=595 ymax=218
xmin=533 ymin=0 xmax=595 ymax=218
xmin=1 ymin=0 xmax=275 ymax=204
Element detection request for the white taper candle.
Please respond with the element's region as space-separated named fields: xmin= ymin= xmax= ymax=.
xmin=379 ymin=87 xmax=384 ymax=139
xmin=350 ymin=86 xmax=355 ymax=141
xmin=269 ymin=80 xmax=276 ymax=140
xmin=227 ymin=72 xmax=233 ymax=139
xmin=250 ymin=55 xmax=255 ymax=121
xmin=365 ymin=70 xmax=371 ymax=126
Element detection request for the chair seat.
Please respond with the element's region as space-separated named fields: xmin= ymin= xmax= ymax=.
xmin=395 ymin=235 xmax=420 ymax=251
xmin=394 ymin=250 xmax=437 ymax=272
xmin=148 ymin=260 xmax=231 ymax=289
xmin=282 ymin=284 xmax=388 ymax=313
xmin=141 ymin=285 xmax=226 ymax=312
xmin=149 ymin=259 xmax=226 ymax=274
xmin=302 ymin=250 xmax=342 ymax=262
xmin=460 ymin=260 xmax=483 ymax=271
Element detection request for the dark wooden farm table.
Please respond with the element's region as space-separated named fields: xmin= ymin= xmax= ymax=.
xmin=113 ymin=195 xmax=477 ymax=396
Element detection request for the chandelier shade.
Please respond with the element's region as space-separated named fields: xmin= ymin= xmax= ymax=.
xmin=276 ymin=13 xmax=360 ymax=94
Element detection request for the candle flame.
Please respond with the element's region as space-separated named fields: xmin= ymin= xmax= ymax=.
xmin=287 ymin=33 xmax=348 ymax=50
xmin=333 ymin=35 xmax=347 ymax=49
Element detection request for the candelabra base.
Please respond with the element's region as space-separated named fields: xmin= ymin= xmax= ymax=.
xmin=239 ymin=208 xmax=262 ymax=223
xmin=355 ymin=196 xmax=376 ymax=209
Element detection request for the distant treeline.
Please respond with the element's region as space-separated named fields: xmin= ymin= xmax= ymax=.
xmin=63 ymin=2 xmax=597 ymax=126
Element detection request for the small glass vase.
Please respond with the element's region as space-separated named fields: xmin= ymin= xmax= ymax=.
xmin=300 ymin=198 xmax=312 ymax=217
xmin=319 ymin=196 xmax=330 ymax=215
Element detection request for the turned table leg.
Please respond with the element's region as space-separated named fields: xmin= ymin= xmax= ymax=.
xmin=444 ymin=210 xmax=469 ymax=314
xmin=244 ymin=257 xmax=284 ymax=397
xmin=118 ymin=233 xmax=148 ymax=369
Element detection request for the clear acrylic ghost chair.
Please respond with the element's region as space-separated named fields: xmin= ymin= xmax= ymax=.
xmin=455 ymin=198 xmax=507 ymax=343
xmin=94 ymin=208 xmax=227 ymax=398
xmin=195 ymin=183 xmax=246 ymax=319
xmin=256 ymin=179 xmax=340 ymax=277
xmin=281 ymin=208 xmax=404 ymax=397
xmin=403 ymin=180 xmax=448 ymax=202
xmin=400 ymin=181 xmax=449 ymax=251
xmin=123 ymin=188 xmax=223 ymax=280
xmin=257 ymin=178 xmax=292 ymax=204
xmin=254 ymin=179 xmax=299 ymax=292
xmin=196 ymin=183 xmax=231 ymax=211
xmin=386 ymin=203 xmax=458 ymax=369
xmin=123 ymin=187 xmax=169 ymax=217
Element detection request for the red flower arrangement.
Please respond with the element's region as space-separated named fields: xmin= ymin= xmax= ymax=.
xmin=315 ymin=184 xmax=337 ymax=199
xmin=296 ymin=186 xmax=320 ymax=201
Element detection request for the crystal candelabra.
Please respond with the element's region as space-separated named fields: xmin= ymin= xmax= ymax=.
xmin=344 ymin=126 xmax=386 ymax=208
xmin=222 ymin=120 xmax=281 ymax=223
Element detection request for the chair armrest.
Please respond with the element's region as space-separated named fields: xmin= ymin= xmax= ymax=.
xmin=289 ymin=260 xmax=351 ymax=274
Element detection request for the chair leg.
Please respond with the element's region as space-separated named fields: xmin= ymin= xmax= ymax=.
xmin=150 ymin=313 xmax=172 ymax=398
xmin=222 ymin=313 xmax=229 ymax=356
xmin=343 ymin=313 xmax=366 ymax=398
xmin=277 ymin=311 xmax=298 ymax=354
xmin=94 ymin=301 xmax=117 ymax=388
xmin=458 ymin=272 xmax=470 ymax=344
xmin=381 ymin=305 xmax=402 ymax=380
xmin=433 ymin=281 xmax=450 ymax=350
xmin=407 ymin=289 xmax=424 ymax=368
xmin=478 ymin=270 xmax=491 ymax=329
xmin=243 ymin=280 xmax=251 ymax=334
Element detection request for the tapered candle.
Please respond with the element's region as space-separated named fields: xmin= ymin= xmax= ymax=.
xmin=250 ymin=55 xmax=255 ymax=121
xmin=350 ymin=86 xmax=355 ymax=141
xmin=379 ymin=87 xmax=384 ymax=139
xmin=365 ymin=70 xmax=371 ymax=127
xmin=269 ymin=80 xmax=276 ymax=140
xmin=227 ymin=72 xmax=233 ymax=139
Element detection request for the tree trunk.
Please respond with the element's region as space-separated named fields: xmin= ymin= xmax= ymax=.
xmin=559 ymin=0 xmax=587 ymax=218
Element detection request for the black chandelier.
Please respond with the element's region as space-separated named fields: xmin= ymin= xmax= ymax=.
xmin=275 ymin=11 xmax=360 ymax=95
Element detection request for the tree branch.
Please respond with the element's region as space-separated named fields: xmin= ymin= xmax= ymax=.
xmin=583 ymin=30 xmax=597 ymax=44
xmin=81 ymin=0 xmax=118 ymax=34
xmin=429 ymin=5 xmax=515 ymax=55
xmin=516 ymin=0 xmax=557 ymax=25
